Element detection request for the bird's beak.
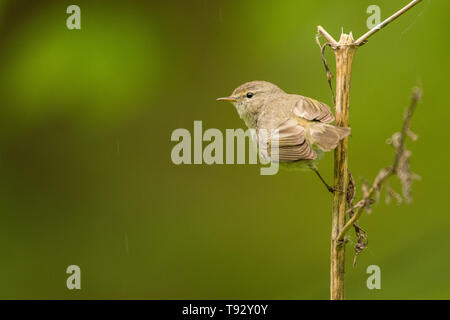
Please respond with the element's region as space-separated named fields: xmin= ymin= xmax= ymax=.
xmin=216 ymin=96 xmax=237 ymax=102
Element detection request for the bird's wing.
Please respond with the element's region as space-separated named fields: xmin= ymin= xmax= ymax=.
xmin=293 ymin=95 xmax=334 ymax=123
xmin=260 ymin=119 xmax=317 ymax=162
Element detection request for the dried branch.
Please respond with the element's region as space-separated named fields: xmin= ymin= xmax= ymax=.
xmin=317 ymin=1 xmax=423 ymax=49
xmin=328 ymin=32 xmax=356 ymax=300
xmin=317 ymin=25 xmax=338 ymax=48
xmin=316 ymin=0 xmax=424 ymax=300
xmin=355 ymin=0 xmax=423 ymax=46
xmin=336 ymin=87 xmax=422 ymax=242
xmin=346 ymin=171 xmax=368 ymax=267
xmin=315 ymin=36 xmax=336 ymax=107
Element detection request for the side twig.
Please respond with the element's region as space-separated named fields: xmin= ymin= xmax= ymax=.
xmin=336 ymin=86 xmax=422 ymax=242
xmin=315 ymin=36 xmax=336 ymax=106
xmin=317 ymin=25 xmax=338 ymax=48
xmin=355 ymin=0 xmax=423 ymax=46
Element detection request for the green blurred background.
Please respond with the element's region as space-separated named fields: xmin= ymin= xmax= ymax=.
xmin=0 ymin=0 xmax=447 ymax=299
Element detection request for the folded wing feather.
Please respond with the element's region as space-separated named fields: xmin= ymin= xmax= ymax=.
xmin=260 ymin=119 xmax=317 ymax=162
xmin=293 ymin=96 xmax=334 ymax=123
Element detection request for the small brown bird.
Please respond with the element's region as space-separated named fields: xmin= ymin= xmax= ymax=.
xmin=217 ymin=80 xmax=350 ymax=192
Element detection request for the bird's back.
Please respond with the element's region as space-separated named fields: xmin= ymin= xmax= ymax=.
xmin=258 ymin=94 xmax=333 ymax=130
xmin=256 ymin=93 xmax=349 ymax=162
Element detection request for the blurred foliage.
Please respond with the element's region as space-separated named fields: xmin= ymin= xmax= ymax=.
xmin=0 ymin=0 xmax=448 ymax=299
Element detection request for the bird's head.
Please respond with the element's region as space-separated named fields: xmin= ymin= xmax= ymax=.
xmin=217 ymin=81 xmax=283 ymax=126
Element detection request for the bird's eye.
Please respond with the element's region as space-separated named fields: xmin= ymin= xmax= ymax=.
xmin=246 ymin=92 xmax=254 ymax=99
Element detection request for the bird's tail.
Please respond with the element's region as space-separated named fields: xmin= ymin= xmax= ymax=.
xmin=308 ymin=123 xmax=351 ymax=152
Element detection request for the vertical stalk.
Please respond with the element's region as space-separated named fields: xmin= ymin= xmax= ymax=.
xmin=330 ymin=33 xmax=356 ymax=300
xmin=318 ymin=0 xmax=422 ymax=300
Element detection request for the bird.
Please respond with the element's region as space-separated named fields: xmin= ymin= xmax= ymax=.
xmin=217 ymin=80 xmax=350 ymax=192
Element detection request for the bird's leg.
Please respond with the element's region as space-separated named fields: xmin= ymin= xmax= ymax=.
xmin=311 ymin=167 xmax=335 ymax=193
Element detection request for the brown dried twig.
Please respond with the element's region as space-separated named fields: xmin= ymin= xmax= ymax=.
xmin=337 ymin=86 xmax=422 ymax=242
xmin=346 ymin=171 xmax=368 ymax=267
xmin=355 ymin=0 xmax=423 ymax=46
xmin=317 ymin=0 xmax=424 ymax=48
xmin=315 ymin=36 xmax=336 ymax=106
xmin=316 ymin=0 xmax=424 ymax=300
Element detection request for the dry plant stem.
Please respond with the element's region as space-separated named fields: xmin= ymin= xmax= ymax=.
xmin=316 ymin=0 xmax=423 ymax=301
xmin=317 ymin=26 xmax=338 ymax=48
xmin=330 ymin=33 xmax=356 ymax=301
xmin=355 ymin=0 xmax=423 ymax=45
xmin=318 ymin=0 xmax=423 ymax=48
xmin=336 ymin=88 xmax=421 ymax=241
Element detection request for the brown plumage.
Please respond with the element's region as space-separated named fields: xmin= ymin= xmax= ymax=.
xmin=217 ymin=81 xmax=350 ymax=162
xmin=217 ymin=80 xmax=351 ymax=192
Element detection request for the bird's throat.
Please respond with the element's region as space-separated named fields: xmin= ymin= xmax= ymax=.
xmin=235 ymin=103 xmax=257 ymax=128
